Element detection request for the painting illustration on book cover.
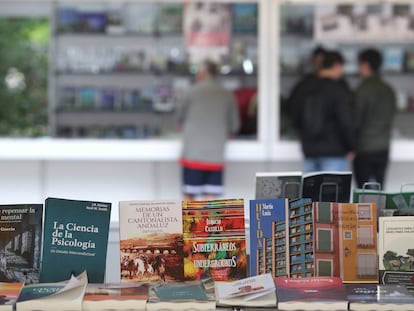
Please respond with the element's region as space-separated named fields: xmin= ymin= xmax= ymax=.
xmin=0 ymin=205 xmax=43 ymax=284
xmin=119 ymin=200 xmax=184 ymax=282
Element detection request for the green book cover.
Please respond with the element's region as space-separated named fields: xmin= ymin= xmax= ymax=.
xmin=40 ymin=198 xmax=111 ymax=283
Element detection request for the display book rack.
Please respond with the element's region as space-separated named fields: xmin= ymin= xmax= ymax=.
xmin=50 ymin=2 xmax=259 ymax=140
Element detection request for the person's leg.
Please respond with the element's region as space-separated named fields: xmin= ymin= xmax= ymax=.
xmin=353 ymin=153 xmax=375 ymax=189
xmin=182 ymin=167 xmax=204 ymax=200
xmin=372 ymin=150 xmax=389 ymax=187
xmin=304 ymin=158 xmax=319 ymax=173
xmin=203 ymin=170 xmax=224 ymax=199
xmin=320 ymin=157 xmax=347 ymax=172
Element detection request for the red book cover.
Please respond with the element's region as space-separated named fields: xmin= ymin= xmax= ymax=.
xmin=275 ymin=276 xmax=348 ymax=310
xmin=183 ymin=199 xmax=247 ymax=282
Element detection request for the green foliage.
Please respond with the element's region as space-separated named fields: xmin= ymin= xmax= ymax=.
xmin=0 ymin=18 xmax=49 ymax=137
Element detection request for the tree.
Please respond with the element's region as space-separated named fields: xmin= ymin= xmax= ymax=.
xmin=383 ymin=250 xmax=398 ymax=261
xmin=0 ymin=18 xmax=49 ymax=136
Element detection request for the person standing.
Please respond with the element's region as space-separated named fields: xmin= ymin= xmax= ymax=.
xmin=177 ymin=60 xmax=241 ymax=200
xmin=353 ymin=49 xmax=397 ymax=188
xmin=289 ymin=51 xmax=354 ymax=172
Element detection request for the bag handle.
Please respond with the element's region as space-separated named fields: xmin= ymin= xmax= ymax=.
xmin=362 ymin=182 xmax=381 ymax=191
xmin=319 ymin=182 xmax=339 ymax=202
xmin=400 ymin=183 xmax=414 ymax=193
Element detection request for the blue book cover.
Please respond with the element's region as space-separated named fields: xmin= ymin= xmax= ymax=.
xmin=249 ymin=199 xmax=287 ymax=277
xmin=232 ymin=3 xmax=258 ymax=34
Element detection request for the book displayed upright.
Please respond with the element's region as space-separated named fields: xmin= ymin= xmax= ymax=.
xmin=0 ymin=204 xmax=43 ymax=284
xmin=249 ymin=198 xmax=288 ymax=276
xmin=313 ymin=202 xmax=377 ymax=283
xmin=119 ymin=200 xmax=184 ymax=283
xmin=302 ymin=171 xmax=352 ymax=203
xmin=255 ymin=172 xmax=302 ymax=200
xmin=182 ymin=199 xmax=247 ymax=281
xmin=40 ymin=198 xmax=112 ymax=283
xmin=379 ymin=216 xmax=414 ymax=290
xmin=0 ymin=282 xmax=25 ymax=311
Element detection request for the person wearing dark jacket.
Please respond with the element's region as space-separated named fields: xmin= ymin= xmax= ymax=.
xmin=353 ymin=49 xmax=396 ymax=188
xmin=289 ymin=51 xmax=355 ymax=172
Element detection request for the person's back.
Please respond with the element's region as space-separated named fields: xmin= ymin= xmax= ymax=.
xmin=177 ymin=60 xmax=240 ymax=200
xmin=289 ymin=50 xmax=354 ymax=172
xmin=181 ymin=79 xmax=239 ymax=163
xmin=353 ymin=49 xmax=396 ymax=188
xmin=354 ymin=75 xmax=395 ymax=153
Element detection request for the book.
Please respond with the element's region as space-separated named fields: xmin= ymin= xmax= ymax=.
xmin=346 ymin=283 xmax=414 ymax=311
xmin=182 ymin=199 xmax=247 ymax=282
xmin=215 ymin=273 xmax=277 ymax=308
xmin=83 ymin=283 xmax=148 ymax=311
xmin=16 ymin=271 xmax=88 ymax=311
xmin=275 ymin=276 xmax=348 ymax=311
xmin=0 ymin=282 xmax=25 ymax=311
xmin=232 ymin=3 xmax=258 ymax=34
xmin=0 ymin=204 xmax=43 ymax=284
xmin=379 ymin=216 xmax=414 ymax=291
xmin=302 ymin=171 xmax=352 ymax=203
xmin=249 ymin=198 xmax=288 ymax=277
xmin=313 ymin=202 xmax=377 ymax=283
xmin=157 ymin=3 xmax=183 ymax=35
xmin=255 ymin=171 xmax=302 ymax=200
xmin=40 ymin=198 xmax=111 ymax=283
xmin=119 ymin=200 xmax=184 ymax=283
xmin=146 ymin=278 xmax=215 ymax=311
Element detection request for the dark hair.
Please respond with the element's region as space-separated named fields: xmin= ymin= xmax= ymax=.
xmin=358 ymin=48 xmax=382 ymax=72
xmin=312 ymin=45 xmax=326 ymax=58
xmin=201 ymin=59 xmax=219 ymax=77
xmin=321 ymin=50 xmax=344 ymax=69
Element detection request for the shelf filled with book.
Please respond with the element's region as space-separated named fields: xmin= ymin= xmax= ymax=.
xmin=50 ymin=1 xmax=260 ymax=140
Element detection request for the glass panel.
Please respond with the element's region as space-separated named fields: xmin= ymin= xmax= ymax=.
xmin=53 ymin=1 xmax=259 ymax=139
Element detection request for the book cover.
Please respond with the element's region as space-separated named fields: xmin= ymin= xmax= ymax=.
xmin=78 ymin=87 xmax=98 ymax=109
xmin=40 ymin=198 xmax=111 ymax=283
xmin=157 ymin=3 xmax=183 ymax=35
xmin=16 ymin=271 xmax=87 ymax=311
xmin=119 ymin=200 xmax=184 ymax=283
xmin=379 ymin=216 xmax=414 ymax=291
xmin=249 ymin=198 xmax=288 ymax=277
xmin=215 ymin=273 xmax=275 ymax=301
xmin=383 ymin=48 xmax=404 ymax=73
xmin=0 ymin=204 xmax=43 ymax=284
xmin=302 ymin=171 xmax=352 ymax=203
xmin=153 ymin=283 xmax=209 ymax=301
xmin=83 ymin=283 xmax=148 ymax=311
xmin=124 ymin=3 xmax=158 ymax=35
xmin=231 ymin=3 xmax=258 ymax=34
xmin=146 ymin=279 xmax=215 ymax=311
xmin=275 ymin=276 xmax=348 ymax=311
xmin=182 ymin=199 xmax=247 ymax=282
xmin=347 ymin=284 xmax=414 ymax=311
xmin=313 ymin=202 xmax=377 ymax=283
xmin=0 ymin=282 xmax=25 ymax=311
xmin=255 ymin=172 xmax=302 ymax=200
xmin=287 ymin=198 xmax=314 ymax=278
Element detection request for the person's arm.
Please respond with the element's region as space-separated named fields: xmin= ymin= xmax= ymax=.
xmin=353 ymin=85 xmax=368 ymax=138
xmin=175 ymin=92 xmax=190 ymax=131
xmin=335 ymin=89 xmax=355 ymax=153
